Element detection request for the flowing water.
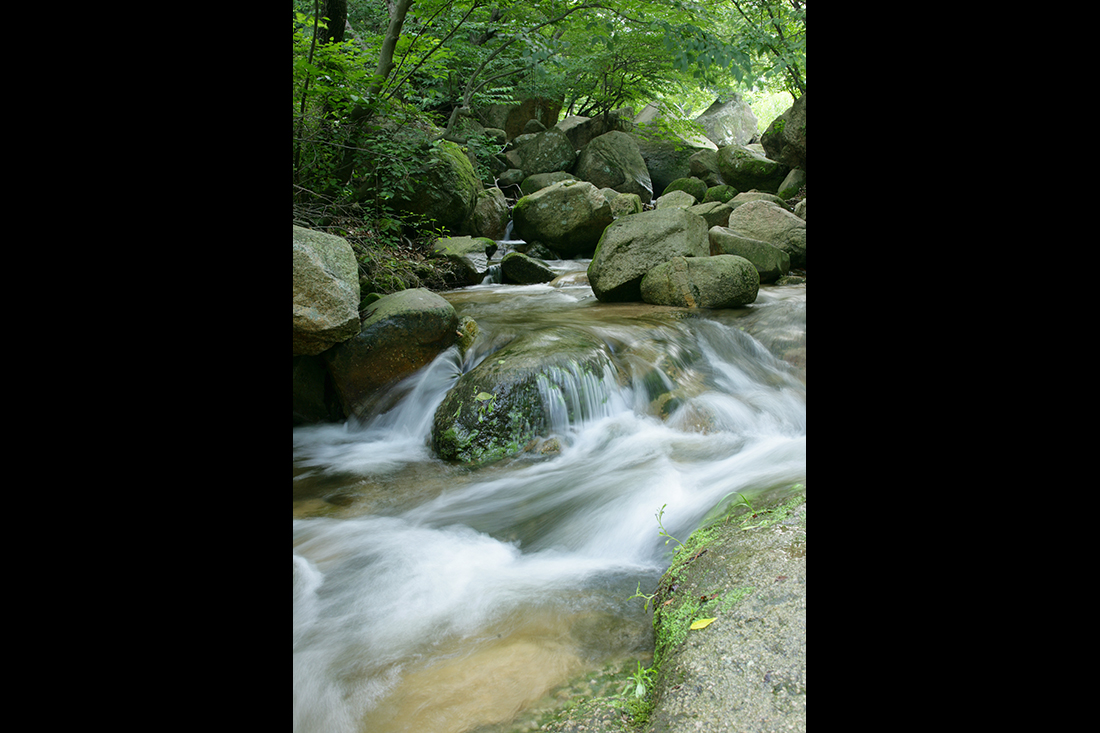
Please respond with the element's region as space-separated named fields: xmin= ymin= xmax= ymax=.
xmin=293 ymin=255 xmax=806 ymax=733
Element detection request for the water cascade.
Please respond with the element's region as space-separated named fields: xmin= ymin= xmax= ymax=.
xmin=293 ymin=255 xmax=806 ymax=733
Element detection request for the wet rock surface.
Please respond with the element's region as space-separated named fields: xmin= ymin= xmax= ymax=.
xmin=537 ymin=492 xmax=806 ymax=733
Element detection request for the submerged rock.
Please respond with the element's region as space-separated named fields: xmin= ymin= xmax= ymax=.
xmin=501 ymin=251 xmax=556 ymax=284
xmin=431 ymin=327 xmax=620 ymax=465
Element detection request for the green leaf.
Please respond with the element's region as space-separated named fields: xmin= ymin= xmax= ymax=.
xmin=689 ymin=617 xmax=717 ymax=630
xmin=475 ymin=392 xmax=494 ymax=401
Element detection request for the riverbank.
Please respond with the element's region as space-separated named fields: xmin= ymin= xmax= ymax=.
xmin=535 ymin=488 xmax=806 ymax=733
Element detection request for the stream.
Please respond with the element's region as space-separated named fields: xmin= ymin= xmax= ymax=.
xmin=293 ymin=251 xmax=806 ymax=733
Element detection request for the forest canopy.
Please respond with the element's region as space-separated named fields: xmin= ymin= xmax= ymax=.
xmin=293 ymin=0 xmax=805 ymax=236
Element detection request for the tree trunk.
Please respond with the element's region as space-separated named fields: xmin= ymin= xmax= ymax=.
xmin=317 ymin=0 xmax=347 ymax=45
xmin=332 ymin=0 xmax=416 ymax=191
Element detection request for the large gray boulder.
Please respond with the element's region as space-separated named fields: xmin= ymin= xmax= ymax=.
xmin=293 ymin=226 xmax=361 ymax=356
xmin=761 ymin=93 xmax=806 ymax=171
xmin=694 ymin=95 xmax=759 ymax=147
xmin=716 ymin=144 xmax=790 ymax=194
xmin=726 ymin=200 xmax=806 ymax=269
xmin=587 ymin=208 xmax=710 ymax=303
xmin=574 ymin=131 xmax=654 ymax=204
xmin=511 ymin=180 xmax=614 ymax=258
xmin=640 ymin=254 xmax=759 ymax=309
xmin=505 ymin=127 xmax=577 ymax=176
xmin=324 ymin=289 xmax=459 ymax=418
xmin=709 ymin=226 xmax=790 ymax=283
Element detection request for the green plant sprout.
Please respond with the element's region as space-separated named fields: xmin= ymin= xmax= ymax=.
xmin=628 ymin=582 xmax=656 ymax=611
xmin=655 ymin=504 xmax=684 ymax=550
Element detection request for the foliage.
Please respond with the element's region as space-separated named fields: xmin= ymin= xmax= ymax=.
xmin=292 ymin=0 xmax=804 ymax=256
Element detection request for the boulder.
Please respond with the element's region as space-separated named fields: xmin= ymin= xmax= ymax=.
xmin=600 ymin=188 xmax=643 ymax=217
xmin=431 ymin=327 xmax=619 ymax=464
xmin=293 ymin=354 xmax=344 ymax=425
xmin=574 ymin=131 xmax=654 ymax=204
xmin=687 ymin=201 xmax=734 ymax=228
xmin=716 ymin=144 xmax=790 ymax=194
xmin=498 ymin=168 xmax=525 ymax=188
xmin=520 ymin=171 xmax=577 ymax=197
xmin=501 ymin=251 xmax=556 ymax=284
xmin=703 ymin=185 xmax=738 ymax=203
xmin=693 ymin=95 xmax=759 ymax=147
xmin=777 ymin=168 xmax=806 ymax=201
xmin=793 ymin=199 xmax=806 ymax=221
xmin=555 ymin=113 xmax=632 ymax=151
xmin=505 ymin=127 xmax=576 ymax=176
xmin=587 ymin=208 xmax=710 ymax=303
xmin=390 ymin=140 xmax=481 ymax=234
xmin=640 ymin=254 xmax=759 ymax=309
xmin=689 ymin=149 xmax=725 ymax=188
xmin=431 ymin=236 xmax=496 ymax=285
xmin=511 ymin=180 xmax=614 ymax=258
xmin=483 ymin=97 xmax=562 ymax=142
xmin=761 ymin=93 xmax=805 ymax=171
xmin=324 ymin=289 xmax=459 ymax=417
xmin=726 ymin=200 xmax=806 ymax=269
xmin=709 ymin=227 xmax=790 ymax=283
xmin=293 ymin=226 xmax=361 ymax=356
xmin=729 ymin=191 xmax=791 ymax=211
xmin=655 ymin=190 xmax=698 ymax=210
xmin=466 ymin=187 xmax=510 ymax=240
xmin=661 ymin=177 xmax=707 ymax=203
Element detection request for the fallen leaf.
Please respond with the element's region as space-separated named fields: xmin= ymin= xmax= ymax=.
xmin=689 ymin=617 xmax=717 ymax=630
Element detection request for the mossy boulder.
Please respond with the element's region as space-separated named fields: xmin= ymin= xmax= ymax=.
xmin=703 ymin=184 xmax=739 ymax=203
xmin=431 ymin=328 xmax=618 ymax=464
xmin=716 ymin=144 xmax=790 ymax=194
xmin=661 ymin=177 xmax=707 ymax=203
xmin=761 ymin=93 xmax=806 ymax=171
xmin=512 ymin=180 xmax=614 ymax=258
xmin=640 ymin=254 xmax=759 ymax=309
xmin=390 ymin=140 xmax=481 ymax=233
xmin=431 ymin=235 xmax=497 ymax=285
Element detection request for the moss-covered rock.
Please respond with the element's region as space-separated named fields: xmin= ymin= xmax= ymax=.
xmin=390 ymin=140 xmax=482 ymax=234
xmin=716 ymin=144 xmax=790 ymax=194
xmin=512 ymin=180 xmax=614 ymax=258
xmin=661 ymin=177 xmax=707 ymax=203
xmin=431 ymin=328 xmax=617 ymax=464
